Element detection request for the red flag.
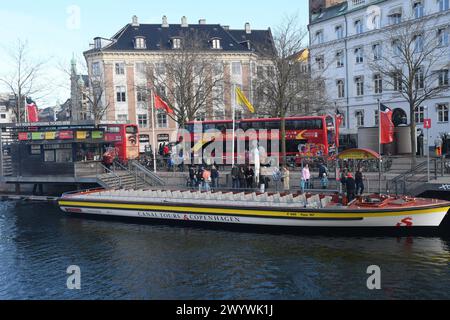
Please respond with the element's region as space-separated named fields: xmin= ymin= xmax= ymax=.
xmin=335 ymin=110 xmax=344 ymax=149
xmin=380 ymin=103 xmax=394 ymax=145
xmin=26 ymin=97 xmax=39 ymax=123
xmin=154 ymin=94 xmax=174 ymax=114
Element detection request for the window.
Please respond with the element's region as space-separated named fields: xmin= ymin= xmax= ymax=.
xmin=155 ymin=63 xmax=165 ymax=76
xmin=116 ymin=86 xmax=126 ymax=102
xmin=388 ymin=12 xmax=402 ymax=25
xmin=232 ymin=62 xmax=242 ymax=75
xmin=374 ymin=110 xmax=379 ymax=126
xmin=356 ymin=110 xmax=365 ymax=127
xmin=393 ymin=72 xmax=403 ymax=92
xmin=0 ymin=114 xmax=6 ymax=119
xmin=30 ymin=145 xmax=41 ymax=155
xmin=355 ymin=20 xmax=363 ymax=34
xmin=337 ymin=80 xmax=345 ymax=98
xmin=415 ymin=67 xmax=425 ymax=89
xmin=115 ymin=63 xmax=125 ymax=75
xmin=235 ymin=110 xmax=243 ymax=121
xmin=413 ymin=1 xmax=424 ymax=18
xmin=438 ymin=28 xmax=449 ymax=46
xmin=439 ymin=69 xmax=449 ymax=86
xmin=136 ymin=62 xmax=146 ymax=76
xmin=437 ymin=104 xmax=449 ymax=122
xmin=117 ymin=114 xmax=128 ymax=122
xmin=316 ymin=55 xmax=325 ymax=70
xmin=392 ymin=39 xmax=402 ymax=56
xmin=172 ymin=38 xmax=181 ymax=49
xmin=374 ymin=74 xmax=383 ymax=94
xmin=355 ymin=47 xmax=363 ymax=63
xmin=336 ymin=51 xmax=344 ymax=68
xmin=44 ymin=150 xmax=55 ymax=162
xmin=355 ymin=76 xmax=364 ymax=96
xmin=92 ymin=62 xmax=101 ymax=76
xmin=335 ymin=25 xmax=344 ymax=39
xmin=316 ymin=30 xmax=324 ymax=44
xmin=135 ymin=37 xmax=146 ymax=49
xmin=56 ymin=149 xmax=73 ymax=163
xmin=211 ymin=39 xmax=221 ymax=49
xmin=414 ymin=34 xmax=423 ymax=53
xmin=157 ymin=111 xmax=168 ymax=128
xmin=372 ymin=43 xmax=382 ymax=60
xmin=415 ymin=106 xmax=425 ymax=123
xmin=138 ymin=114 xmax=148 ymax=128
xmin=95 ymin=38 xmax=102 ymax=49
xmin=137 ymin=90 xmax=147 ymax=102
xmin=438 ymin=0 xmax=450 ymax=11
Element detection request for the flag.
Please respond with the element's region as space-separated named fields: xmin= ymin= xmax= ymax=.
xmin=335 ymin=110 xmax=344 ymax=148
xmin=154 ymin=93 xmax=174 ymax=114
xmin=236 ymin=87 xmax=255 ymax=114
xmin=380 ymin=103 xmax=394 ymax=145
xmin=26 ymin=97 xmax=39 ymax=123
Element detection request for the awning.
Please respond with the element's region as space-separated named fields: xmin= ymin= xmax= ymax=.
xmin=338 ymin=148 xmax=381 ymax=160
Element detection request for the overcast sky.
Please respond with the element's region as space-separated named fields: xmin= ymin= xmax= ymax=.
xmin=0 ymin=0 xmax=309 ymax=108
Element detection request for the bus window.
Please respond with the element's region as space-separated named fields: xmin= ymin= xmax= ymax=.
xmin=126 ymin=126 xmax=138 ymax=134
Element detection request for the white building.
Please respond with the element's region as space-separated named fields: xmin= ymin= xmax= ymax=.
xmin=309 ymin=0 xmax=450 ymax=148
xmin=0 ymin=94 xmax=15 ymax=124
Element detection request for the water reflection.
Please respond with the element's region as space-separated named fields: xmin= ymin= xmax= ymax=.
xmin=0 ymin=202 xmax=449 ymax=300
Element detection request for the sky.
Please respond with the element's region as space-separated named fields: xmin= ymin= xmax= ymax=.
xmin=0 ymin=0 xmax=309 ymax=108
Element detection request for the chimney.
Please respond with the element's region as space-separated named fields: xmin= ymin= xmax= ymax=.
xmin=132 ymin=15 xmax=139 ymax=27
xmin=245 ymin=22 xmax=251 ymax=34
xmin=199 ymin=19 xmax=206 ymax=25
xmin=181 ymin=16 xmax=188 ymax=27
xmin=162 ymin=15 xmax=169 ymax=28
xmin=223 ymin=25 xmax=230 ymax=30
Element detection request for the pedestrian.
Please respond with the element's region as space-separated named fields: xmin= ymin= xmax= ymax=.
xmin=355 ymin=168 xmax=365 ymax=196
xmin=301 ymin=164 xmax=311 ymax=193
xmin=282 ymin=166 xmax=290 ymax=191
xmin=321 ymin=173 xmax=329 ymax=190
xmin=231 ymin=165 xmax=240 ymax=190
xmin=196 ymin=166 xmax=204 ymax=189
xmin=189 ymin=166 xmax=197 ymax=188
xmin=202 ymin=167 xmax=212 ymax=192
xmin=346 ymin=173 xmax=356 ymax=203
xmin=340 ymin=169 xmax=348 ymax=194
xmin=246 ymin=167 xmax=255 ymax=189
xmin=211 ymin=165 xmax=220 ymax=189
xmin=239 ymin=166 xmax=247 ymax=190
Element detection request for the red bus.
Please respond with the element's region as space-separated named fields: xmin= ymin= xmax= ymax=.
xmin=184 ymin=116 xmax=336 ymax=162
xmin=101 ymin=124 xmax=140 ymax=163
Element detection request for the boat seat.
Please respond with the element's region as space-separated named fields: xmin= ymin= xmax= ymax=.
xmin=321 ymin=196 xmax=333 ymax=208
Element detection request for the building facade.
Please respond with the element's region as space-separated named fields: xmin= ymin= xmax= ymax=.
xmin=84 ymin=16 xmax=275 ymax=144
xmin=309 ymin=0 xmax=450 ymax=146
xmin=70 ymin=58 xmax=91 ymax=121
xmin=0 ymin=94 xmax=16 ymax=124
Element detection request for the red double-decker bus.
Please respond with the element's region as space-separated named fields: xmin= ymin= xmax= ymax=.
xmin=101 ymin=124 xmax=140 ymax=162
xmin=184 ymin=116 xmax=336 ymax=162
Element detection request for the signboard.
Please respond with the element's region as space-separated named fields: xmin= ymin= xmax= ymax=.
xmin=58 ymin=131 xmax=74 ymax=140
xmin=105 ymin=133 xmax=122 ymax=142
xmin=338 ymin=148 xmax=381 ymax=160
xmin=92 ymin=131 xmax=104 ymax=139
xmin=76 ymin=131 xmax=88 ymax=140
xmin=18 ymin=132 xmax=29 ymax=141
xmin=45 ymin=132 xmax=57 ymax=140
xmin=424 ymin=119 xmax=432 ymax=129
xmin=158 ymin=134 xmax=170 ymax=142
xmin=31 ymin=132 xmax=45 ymax=140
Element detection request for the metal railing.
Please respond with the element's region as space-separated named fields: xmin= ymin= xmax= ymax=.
xmin=130 ymin=161 xmax=166 ymax=187
xmin=96 ymin=163 xmax=122 ymax=189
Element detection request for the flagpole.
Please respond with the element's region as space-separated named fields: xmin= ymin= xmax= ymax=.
xmin=232 ymin=84 xmax=236 ymax=167
xmin=378 ymin=99 xmax=382 ymax=194
xmin=150 ymin=90 xmax=157 ymax=174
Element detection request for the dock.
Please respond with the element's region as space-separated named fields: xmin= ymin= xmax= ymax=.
xmin=0 ymin=194 xmax=59 ymax=203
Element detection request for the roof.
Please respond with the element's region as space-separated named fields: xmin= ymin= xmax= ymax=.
xmin=310 ymin=2 xmax=348 ymax=24
xmin=85 ymin=23 xmax=275 ymax=55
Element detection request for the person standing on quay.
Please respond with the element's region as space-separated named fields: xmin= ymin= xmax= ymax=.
xmin=301 ymin=164 xmax=311 ymax=193
xmin=355 ymin=168 xmax=365 ymax=196
xmin=231 ymin=165 xmax=240 ymax=190
xmin=282 ymin=166 xmax=290 ymax=191
xmin=346 ymin=173 xmax=356 ymax=203
xmin=211 ymin=165 xmax=219 ymax=190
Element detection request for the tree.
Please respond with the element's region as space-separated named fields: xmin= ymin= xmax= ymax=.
xmin=254 ymin=15 xmax=328 ymax=165
xmin=144 ymin=30 xmax=225 ymax=127
xmin=368 ymin=18 xmax=449 ymax=165
xmin=0 ymin=40 xmax=47 ymax=122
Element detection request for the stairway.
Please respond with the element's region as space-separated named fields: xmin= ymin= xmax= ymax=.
xmin=97 ymin=171 xmax=151 ymax=190
xmin=386 ymin=157 xmax=427 ymax=174
xmin=1 ymin=155 xmax=13 ymax=177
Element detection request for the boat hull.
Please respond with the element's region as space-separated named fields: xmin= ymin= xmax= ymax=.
xmin=59 ymin=200 xmax=450 ymax=229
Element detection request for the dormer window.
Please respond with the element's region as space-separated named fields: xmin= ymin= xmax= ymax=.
xmin=211 ymin=38 xmax=221 ymax=49
xmin=172 ymin=38 xmax=182 ymax=49
xmin=94 ymin=38 xmax=102 ymax=49
xmin=134 ymin=37 xmax=146 ymax=49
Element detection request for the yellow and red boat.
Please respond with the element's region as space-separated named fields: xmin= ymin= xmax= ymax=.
xmin=58 ymin=189 xmax=450 ymax=229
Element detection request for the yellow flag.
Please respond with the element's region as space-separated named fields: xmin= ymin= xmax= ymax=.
xmin=236 ymin=87 xmax=255 ymax=114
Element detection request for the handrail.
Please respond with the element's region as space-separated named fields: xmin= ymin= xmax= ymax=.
xmin=130 ymin=161 xmax=165 ymax=186
xmin=97 ymin=163 xmax=122 ymax=189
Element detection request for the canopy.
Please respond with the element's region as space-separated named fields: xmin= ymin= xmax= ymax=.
xmin=338 ymin=148 xmax=381 ymax=160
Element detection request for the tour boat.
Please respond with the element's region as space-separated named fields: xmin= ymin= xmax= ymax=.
xmin=58 ymin=189 xmax=450 ymax=229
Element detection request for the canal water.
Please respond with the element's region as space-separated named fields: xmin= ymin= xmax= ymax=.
xmin=0 ymin=201 xmax=449 ymax=300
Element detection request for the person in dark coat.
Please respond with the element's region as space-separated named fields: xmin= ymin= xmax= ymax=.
xmin=355 ymin=169 xmax=365 ymax=196
xmin=231 ymin=165 xmax=240 ymax=189
xmin=246 ymin=167 xmax=255 ymax=189
xmin=239 ymin=166 xmax=247 ymax=190
xmin=346 ymin=173 xmax=356 ymax=203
